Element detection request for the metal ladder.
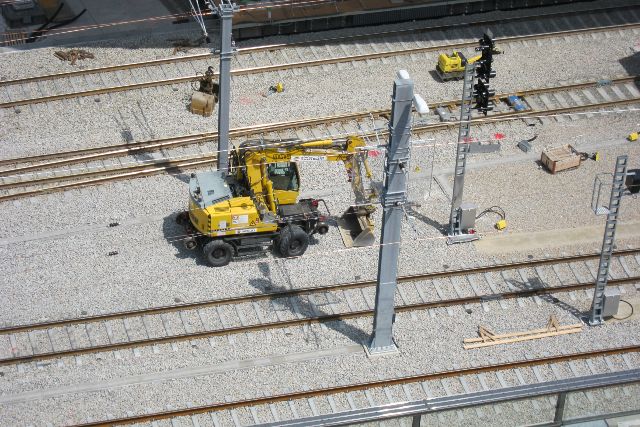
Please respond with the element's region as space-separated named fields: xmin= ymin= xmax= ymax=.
xmin=589 ymin=155 xmax=627 ymax=325
xmin=448 ymin=63 xmax=475 ymax=236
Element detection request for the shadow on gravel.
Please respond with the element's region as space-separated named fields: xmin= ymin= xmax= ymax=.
xmin=405 ymin=206 xmax=446 ymax=234
xmin=504 ymin=277 xmax=585 ymax=321
xmin=249 ymin=261 xmax=368 ymax=345
xmin=112 ymin=104 xmax=193 ymax=185
xmin=162 ymin=212 xmax=208 ymax=266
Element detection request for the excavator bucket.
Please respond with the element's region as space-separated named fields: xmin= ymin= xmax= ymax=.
xmin=337 ymin=206 xmax=375 ymax=248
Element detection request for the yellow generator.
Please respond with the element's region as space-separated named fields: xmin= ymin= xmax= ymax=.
xmin=177 ymin=136 xmax=377 ymax=267
xmin=435 ymin=51 xmax=481 ymax=81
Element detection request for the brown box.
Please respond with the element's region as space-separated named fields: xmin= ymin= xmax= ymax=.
xmin=540 ymin=144 xmax=581 ymax=174
xmin=190 ymin=92 xmax=216 ymax=117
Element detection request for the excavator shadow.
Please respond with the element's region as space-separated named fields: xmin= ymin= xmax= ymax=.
xmin=249 ymin=261 xmax=368 ymax=344
xmin=162 ymin=212 xmax=210 ymax=266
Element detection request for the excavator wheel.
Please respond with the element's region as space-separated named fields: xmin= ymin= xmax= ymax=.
xmin=203 ymin=240 xmax=234 ymax=267
xmin=278 ymin=225 xmax=309 ymax=258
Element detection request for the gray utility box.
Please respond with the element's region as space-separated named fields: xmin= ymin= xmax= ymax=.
xmin=459 ymin=202 xmax=477 ymax=231
xmin=602 ymin=288 xmax=621 ymax=318
xmin=518 ymin=140 xmax=532 ymax=152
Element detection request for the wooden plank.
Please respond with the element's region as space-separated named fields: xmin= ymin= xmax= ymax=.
xmin=463 ymin=327 xmax=582 ymax=349
xmin=463 ymin=323 xmax=583 ymax=343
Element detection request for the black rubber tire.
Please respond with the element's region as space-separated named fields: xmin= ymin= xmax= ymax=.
xmin=316 ymin=224 xmax=329 ymax=235
xmin=203 ymin=240 xmax=233 ymax=267
xmin=278 ymin=225 xmax=309 ymax=258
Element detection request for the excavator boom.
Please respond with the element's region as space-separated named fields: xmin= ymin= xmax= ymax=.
xmin=231 ymin=135 xmax=378 ymax=248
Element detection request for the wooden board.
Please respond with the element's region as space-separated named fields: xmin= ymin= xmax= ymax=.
xmin=463 ymin=315 xmax=583 ymax=349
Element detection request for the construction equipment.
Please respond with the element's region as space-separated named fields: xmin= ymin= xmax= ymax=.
xmin=541 ymin=144 xmax=599 ymax=174
xmin=190 ymin=66 xmax=219 ymax=117
xmin=262 ymin=82 xmax=285 ymax=98
xmin=177 ymin=136 xmax=378 ymax=266
xmin=628 ymin=132 xmax=638 ymax=141
xmin=269 ymin=82 xmax=284 ymax=94
xmin=436 ymin=51 xmax=480 ymax=81
xmin=435 ymin=47 xmax=501 ymax=82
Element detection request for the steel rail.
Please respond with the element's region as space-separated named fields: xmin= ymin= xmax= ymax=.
xmin=74 ymin=345 xmax=640 ymax=426
xmin=2 ymin=22 xmax=638 ymax=109
xmin=0 ymin=157 xmax=217 ymax=202
xmin=0 ymin=52 xmax=212 ymax=87
xmin=0 ymin=5 xmax=631 ymax=88
xmin=1 ymin=248 xmax=637 ymax=335
xmin=1 ymin=93 xmax=638 ymax=201
xmin=0 ymin=154 xmax=218 ymax=190
xmin=1 ymin=274 xmax=638 ymax=367
xmin=0 ymin=76 xmax=636 ymax=173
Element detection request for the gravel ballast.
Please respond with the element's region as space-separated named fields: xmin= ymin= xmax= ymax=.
xmin=1 ymin=2 xmax=639 ymax=425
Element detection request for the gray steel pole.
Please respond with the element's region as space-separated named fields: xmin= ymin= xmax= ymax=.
xmin=368 ymin=72 xmax=414 ymax=354
xmin=217 ymin=3 xmax=235 ymax=172
xmin=448 ymin=63 xmax=475 ymax=236
xmin=589 ymin=155 xmax=627 ymax=325
xmin=554 ymin=392 xmax=567 ymax=424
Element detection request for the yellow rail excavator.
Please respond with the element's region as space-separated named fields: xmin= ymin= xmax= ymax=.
xmin=177 ymin=136 xmax=378 ymax=266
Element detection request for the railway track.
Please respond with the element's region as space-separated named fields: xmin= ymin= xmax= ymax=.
xmin=0 ymin=76 xmax=638 ymax=202
xmin=73 ymin=345 xmax=640 ymax=426
xmin=1 ymin=6 xmax=638 ymax=109
xmin=1 ymin=248 xmax=638 ymax=367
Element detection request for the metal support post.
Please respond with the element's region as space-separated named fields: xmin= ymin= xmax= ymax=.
xmin=554 ymin=392 xmax=567 ymax=424
xmin=589 ymin=155 xmax=627 ymax=325
xmin=368 ymin=71 xmax=414 ymax=355
xmin=447 ymin=63 xmax=477 ymax=243
xmin=216 ymin=2 xmax=236 ymax=172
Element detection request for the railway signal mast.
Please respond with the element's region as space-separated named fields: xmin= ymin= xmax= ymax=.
xmin=447 ymin=30 xmax=497 ymax=244
xmin=474 ymin=31 xmax=496 ymax=114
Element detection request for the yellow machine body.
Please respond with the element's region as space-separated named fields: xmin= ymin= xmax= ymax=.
xmin=629 ymin=132 xmax=639 ymax=142
xmin=435 ymin=51 xmax=481 ymax=80
xmin=186 ymin=136 xmax=377 ymax=247
xmin=188 ymin=194 xmax=278 ymax=237
xmin=495 ymin=219 xmax=507 ymax=231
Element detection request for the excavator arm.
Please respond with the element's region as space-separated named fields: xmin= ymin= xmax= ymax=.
xmin=232 ymin=135 xmax=376 ymax=209
xmin=231 ymin=135 xmax=378 ymax=247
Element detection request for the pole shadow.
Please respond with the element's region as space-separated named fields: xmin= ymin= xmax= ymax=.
xmin=504 ymin=276 xmax=586 ymax=321
xmin=249 ymin=261 xmax=368 ymax=345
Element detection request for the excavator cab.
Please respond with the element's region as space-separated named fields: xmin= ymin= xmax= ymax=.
xmin=267 ymin=162 xmax=298 ymax=191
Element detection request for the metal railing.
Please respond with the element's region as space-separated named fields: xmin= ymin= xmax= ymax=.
xmin=256 ymin=369 xmax=640 ymax=427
